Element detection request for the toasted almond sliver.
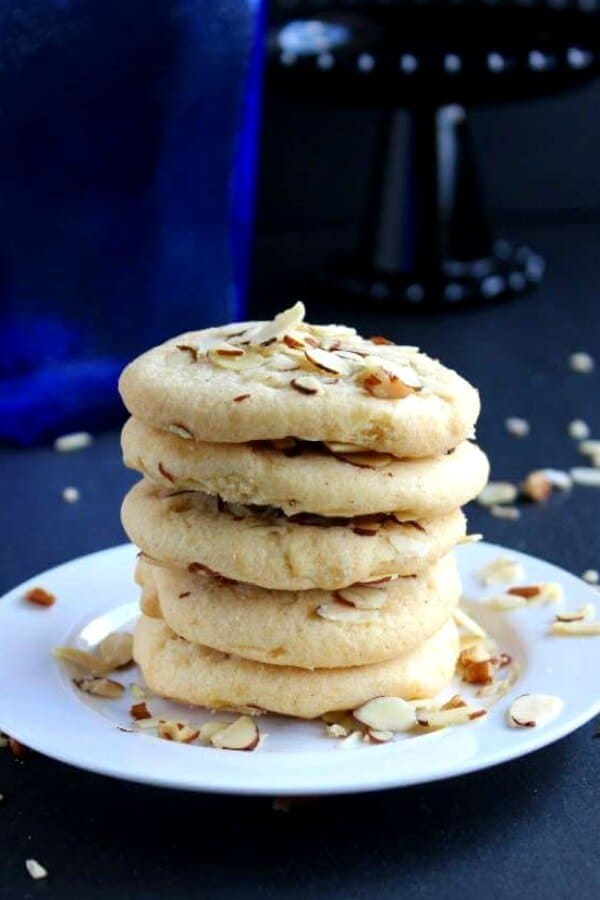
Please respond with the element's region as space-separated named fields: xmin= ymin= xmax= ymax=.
xmin=453 ymin=608 xmax=487 ymax=638
xmin=334 ymin=586 xmax=388 ymax=610
xmin=336 ymin=451 xmax=395 ymax=469
xmin=441 ymin=694 xmax=468 ymax=710
xmin=316 ymin=602 xmax=380 ymax=623
xmin=243 ymin=301 xmax=306 ymax=346
xmin=570 ymin=467 xmax=600 ymax=487
xmin=477 ymin=482 xmax=518 ymax=507
xmin=209 ymin=715 xmax=260 ymax=751
xmin=554 ymin=602 xmax=595 ymax=623
xmin=74 ymin=676 xmax=125 ymax=699
xmin=416 ymin=707 xmax=487 ymax=728
xmin=290 ymin=375 xmax=322 ymax=395
xmin=550 ymin=620 xmax=600 ymax=636
xmin=98 ymin=632 xmax=133 ymax=669
xmin=508 ymin=693 xmax=563 ymax=728
xmin=158 ymin=720 xmax=200 ymax=743
xmin=52 ymin=647 xmax=113 ymax=676
xmin=477 ymin=557 xmax=525 ymax=587
xmin=208 ymin=347 xmax=264 ymax=371
xmin=304 ymin=346 xmax=353 ymax=376
xmin=353 ymin=697 xmax=416 ymax=733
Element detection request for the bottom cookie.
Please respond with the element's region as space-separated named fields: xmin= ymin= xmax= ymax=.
xmin=133 ymin=614 xmax=459 ymax=719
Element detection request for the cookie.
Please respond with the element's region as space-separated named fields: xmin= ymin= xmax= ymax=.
xmin=133 ymin=614 xmax=459 ymax=718
xmin=122 ymin=418 xmax=489 ymax=518
xmin=122 ymin=479 xmax=467 ymax=590
xmin=136 ymin=552 xmax=460 ymax=669
xmin=119 ymin=303 xmax=480 ymax=457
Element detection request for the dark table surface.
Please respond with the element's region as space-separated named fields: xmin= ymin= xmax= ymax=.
xmin=1 ymin=222 xmax=600 ymax=899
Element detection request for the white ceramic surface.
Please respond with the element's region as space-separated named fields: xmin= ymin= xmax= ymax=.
xmin=1 ymin=542 xmax=598 ymax=795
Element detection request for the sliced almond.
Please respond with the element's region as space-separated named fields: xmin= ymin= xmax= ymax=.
xmin=98 ymin=632 xmax=133 ymax=669
xmin=416 ymin=706 xmax=487 ymax=728
xmin=368 ymin=729 xmax=394 ymax=743
xmin=198 ymin=721 xmax=229 ymax=743
xmin=570 ymin=467 xmax=600 ymax=487
xmin=52 ymin=647 xmax=113 ymax=676
xmin=304 ymin=346 xmax=352 ymax=376
xmin=270 ymin=352 xmax=301 ymax=371
xmin=208 ymin=346 xmax=264 ymax=371
xmin=158 ymin=720 xmax=200 ymax=743
xmin=74 ymin=676 xmax=125 ymax=699
xmin=336 ymin=451 xmax=395 ymax=469
xmin=358 ymin=362 xmax=421 ymax=400
xmin=334 ymin=586 xmax=388 ymax=610
xmin=316 ymin=602 xmax=380 ymax=623
xmin=441 ymin=694 xmax=468 ymax=710
xmin=477 ymin=659 xmax=521 ymax=699
xmin=453 ymin=608 xmax=487 ymax=638
xmin=477 ymin=557 xmax=525 ymax=586
xmin=550 ymin=620 xmax=600 ymax=636
xmin=508 ymin=693 xmax=563 ymax=728
xmin=290 ymin=375 xmax=322 ymax=395
xmin=353 ymin=697 xmax=416 ymax=733
xmin=521 ymin=471 xmax=552 ymax=502
xmin=554 ymin=602 xmax=595 ymax=623
xmin=209 ymin=715 xmax=260 ymax=751
xmin=508 ymin=585 xmax=541 ymax=599
xmin=130 ymin=701 xmax=152 ymax=720
xmin=243 ymin=302 xmax=306 ymax=346
xmin=24 ymin=586 xmax=56 ymax=607
xmin=477 ymin=482 xmax=518 ymax=507
xmin=323 ymin=441 xmax=368 ymax=454
xmin=167 ymin=423 xmax=194 ymax=440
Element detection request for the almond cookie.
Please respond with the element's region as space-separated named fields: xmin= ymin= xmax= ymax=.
xmin=122 ymin=479 xmax=467 ymax=590
xmin=119 ymin=303 xmax=480 ymax=458
xmin=133 ymin=614 xmax=459 ymax=719
xmin=136 ymin=552 xmax=461 ymax=669
xmin=122 ymin=418 xmax=489 ymax=518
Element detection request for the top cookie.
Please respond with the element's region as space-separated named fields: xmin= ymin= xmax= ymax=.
xmin=119 ymin=303 xmax=480 ymax=457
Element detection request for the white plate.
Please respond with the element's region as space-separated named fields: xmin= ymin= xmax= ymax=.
xmin=1 ymin=542 xmax=598 ymax=796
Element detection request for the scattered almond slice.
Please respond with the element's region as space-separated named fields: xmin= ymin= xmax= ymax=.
xmin=508 ymin=693 xmax=563 ymax=728
xmin=208 ymin=347 xmax=264 ymax=371
xmin=290 ymin=375 xmax=322 ymax=395
xmin=570 ymin=467 xmax=600 ymax=487
xmin=358 ymin=360 xmax=421 ymax=400
xmin=334 ymin=586 xmax=388 ymax=610
xmin=74 ymin=676 xmax=125 ymax=699
xmin=490 ymin=505 xmax=521 ymax=520
xmin=304 ymin=346 xmax=353 ymax=376
xmin=316 ymin=602 xmax=380 ymax=623
xmin=242 ymin=301 xmax=306 ymax=346
xmin=554 ymin=603 xmax=595 ymax=623
xmin=209 ymin=716 xmax=260 ymax=751
xmin=477 ymin=482 xmax=518 ymax=507
xmin=508 ymin=582 xmax=563 ymax=605
xmin=52 ymin=647 xmax=113 ymax=676
xmin=130 ymin=701 xmax=152 ymax=720
xmin=353 ymin=697 xmax=416 ymax=733
xmin=98 ymin=632 xmax=133 ymax=669
xmin=368 ymin=729 xmax=394 ymax=743
xmin=198 ymin=721 xmax=229 ymax=743
xmin=521 ymin=471 xmax=552 ymax=502
xmin=477 ymin=557 xmax=525 ymax=586
xmin=478 ymin=659 xmax=521 ymax=700
xmin=270 ymin=353 xmax=301 ymax=372
xmin=54 ymin=431 xmax=92 ymax=452
xmin=24 ymin=586 xmax=56 ymax=607
xmin=25 ymin=859 xmax=48 ymax=881
xmin=416 ymin=706 xmax=487 ymax=729
xmin=550 ymin=620 xmax=600 ymax=636
xmin=158 ymin=720 xmax=200 ymax=743
xmin=453 ymin=608 xmax=487 ymax=638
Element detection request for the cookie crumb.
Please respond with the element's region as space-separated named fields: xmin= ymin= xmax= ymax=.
xmin=54 ymin=431 xmax=93 ymax=452
xmin=62 ymin=486 xmax=80 ymax=504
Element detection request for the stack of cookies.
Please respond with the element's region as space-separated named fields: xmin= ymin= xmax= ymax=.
xmin=119 ymin=303 xmax=488 ymax=720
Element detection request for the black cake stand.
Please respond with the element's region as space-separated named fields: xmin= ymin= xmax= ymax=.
xmin=267 ymin=2 xmax=600 ymax=307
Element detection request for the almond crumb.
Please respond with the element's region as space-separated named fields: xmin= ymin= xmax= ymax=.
xmin=24 ymin=586 xmax=56 ymax=607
